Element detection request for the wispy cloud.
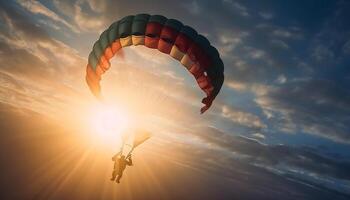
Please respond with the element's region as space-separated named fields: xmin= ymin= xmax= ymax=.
xmin=311 ymin=44 xmax=334 ymax=62
xmin=221 ymin=105 xmax=266 ymax=129
xmin=184 ymin=125 xmax=350 ymax=195
xmin=184 ymin=1 xmax=201 ymax=15
xmin=252 ymin=132 xmax=265 ymax=140
xmin=16 ymin=0 xmax=79 ymax=33
xmin=0 ymin=3 xmax=88 ymax=117
xmin=270 ymin=39 xmax=289 ymax=49
xmin=223 ymin=0 xmax=250 ymax=17
xmin=259 ymin=11 xmax=274 ymax=20
xmin=53 ymin=0 xmax=110 ymax=33
xmin=275 ymin=74 xmax=287 ymax=84
xmin=217 ymin=30 xmax=249 ymax=56
xmin=255 ymin=79 xmax=350 ymax=143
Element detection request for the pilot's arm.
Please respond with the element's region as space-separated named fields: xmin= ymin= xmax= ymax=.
xmin=126 ymin=157 xmax=133 ymax=166
xmin=112 ymin=151 xmax=121 ymax=161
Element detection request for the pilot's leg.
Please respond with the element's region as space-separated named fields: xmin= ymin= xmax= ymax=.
xmin=111 ymin=170 xmax=117 ymax=181
xmin=116 ymin=172 xmax=123 ymax=183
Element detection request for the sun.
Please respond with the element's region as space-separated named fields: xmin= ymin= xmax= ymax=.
xmin=88 ymin=103 xmax=131 ymax=145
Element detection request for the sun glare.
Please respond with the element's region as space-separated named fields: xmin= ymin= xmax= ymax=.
xmin=88 ymin=103 xmax=130 ymax=145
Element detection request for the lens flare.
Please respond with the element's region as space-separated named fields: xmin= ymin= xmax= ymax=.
xmin=89 ymin=103 xmax=130 ymax=145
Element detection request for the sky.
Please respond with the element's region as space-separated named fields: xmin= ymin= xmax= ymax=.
xmin=0 ymin=0 xmax=350 ymax=199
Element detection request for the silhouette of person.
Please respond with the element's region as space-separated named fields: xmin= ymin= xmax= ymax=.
xmin=111 ymin=153 xmax=133 ymax=183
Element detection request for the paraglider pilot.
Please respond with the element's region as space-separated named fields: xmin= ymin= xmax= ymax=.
xmin=111 ymin=152 xmax=133 ymax=183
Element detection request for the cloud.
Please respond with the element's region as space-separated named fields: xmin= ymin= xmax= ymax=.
xmin=252 ymin=132 xmax=265 ymax=140
xmin=0 ymin=103 xmax=349 ymax=199
xmin=0 ymin=3 xmax=83 ymax=67
xmin=255 ymin=23 xmax=303 ymax=41
xmin=52 ymin=0 xmax=106 ymax=32
xmin=270 ymin=39 xmax=289 ymax=49
xmin=221 ymin=105 xmax=266 ymax=129
xmin=342 ymin=40 xmax=350 ymax=55
xmin=73 ymin=1 xmax=105 ymax=32
xmin=16 ymin=0 xmax=79 ymax=33
xmin=184 ymin=1 xmax=201 ymax=15
xmin=85 ymin=0 xmax=108 ymax=13
xmin=184 ymin=125 xmax=350 ymax=195
xmin=247 ymin=48 xmax=266 ymax=59
xmin=0 ymin=3 xmax=89 ymax=117
xmin=217 ymin=30 xmax=249 ymax=56
xmin=276 ymin=74 xmax=287 ymax=84
xmin=223 ymin=0 xmax=250 ymax=17
xmin=226 ymin=80 xmax=248 ymax=91
xmin=273 ymin=29 xmax=293 ymax=38
xmin=259 ymin=12 xmax=274 ymax=20
xmin=307 ymin=1 xmax=350 ymax=66
xmin=255 ymin=79 xmax=350 ymax=143
xmin=311 ymin=44 xmax=334 ymax=62
xmin=0 ymin=1 xmax=350 ymax=198
xmin=0 ymin=72 xmax=24 ymax=91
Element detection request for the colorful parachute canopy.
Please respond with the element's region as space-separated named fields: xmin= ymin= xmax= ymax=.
xmin=86 ymin=14 xmax=224 ymax=113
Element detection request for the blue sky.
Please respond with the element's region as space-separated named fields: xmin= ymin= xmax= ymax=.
xmin=0 ymin=0 xmax=350 ymax=199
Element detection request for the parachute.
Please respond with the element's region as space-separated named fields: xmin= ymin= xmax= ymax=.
xmin=120 ymin=129 xmax=151 ymax=158
xmin=86 ymin=14 xmax=224 ymax=113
